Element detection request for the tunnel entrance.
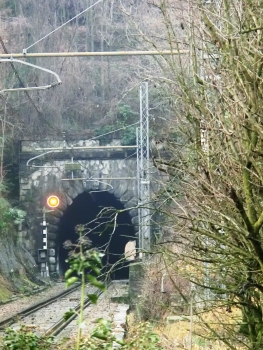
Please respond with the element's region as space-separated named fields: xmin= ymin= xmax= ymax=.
xmin=57 ymin=191 xmax=135 ymax=279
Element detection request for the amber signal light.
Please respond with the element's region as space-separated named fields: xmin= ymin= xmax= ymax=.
xmin=47 ymin=195 xmax=60 ymax=208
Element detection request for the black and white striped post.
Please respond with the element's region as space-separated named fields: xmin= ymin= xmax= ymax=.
xmin=38 ymin=206 xmax=49 ymax=278
xmin=38 ymin=196 xmax=60 ymax=278
xmin=42 ymin=210 xmax=47 ymax=249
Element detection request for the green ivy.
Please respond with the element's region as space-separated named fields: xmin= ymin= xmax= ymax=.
xmin=122 ymin=322 xmax=163 ymax=350
xmin=0 ymin=197 xmax=25 ymax=235
xmin=121 ymin=126 xmax=136 ymax=146
xmin=2 ymin=326 xmax=53 ymax=350
xmin=94 ymin=104 xmax=138 ymax=146
xmin=94 ymin=125 xmax=115 ymax=145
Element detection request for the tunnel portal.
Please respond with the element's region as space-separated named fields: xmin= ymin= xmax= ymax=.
xmin=57 ymin=191 xmax=135 ymax=279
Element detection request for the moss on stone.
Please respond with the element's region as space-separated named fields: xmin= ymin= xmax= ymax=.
xmin=0 ymin=275 xmax=12 ymax=302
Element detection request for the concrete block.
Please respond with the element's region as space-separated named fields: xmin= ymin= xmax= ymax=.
xmin=49 ymin=248 xmax=55 ymax=257
xmin=49 ymin=240 xmax=56 ymax=248
xmin=21 ymin=183 xmax=31 ymax=190
xmin=124 ymin=198 xmax=138 ymax=210
xmin=49 ymin=264 xmax=56 ymax=272
xmin=47 ymin=232 xmax=57 ymax=240
xmin=112 ymin=304 xmax=129 ymax=348
xmin=20 ymin=178 xmax=29 ymax=184
xmin=51 ymin=210 xmax=63 ymax=218
xmin=129 ymin=262 xmax=144 ymax=279
xmin=166 ymin=315 xmax=195 ymax=324
xmin=47 ymin=224 xmax=58 ymax=232
xmin=131 ymin=216 xmax=139 ymax=226
xmin=111 ymin=295 xmax=130 ymax=304
xmin=49 ymin=257 xmax=56 ymax=264
xmin=48 ymin=216 xmax=60 ymax=225
xmin=129 ymin=262 xmax=144 ymax=308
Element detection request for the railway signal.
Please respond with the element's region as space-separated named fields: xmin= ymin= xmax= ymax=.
xmin=47 ymin=195 xmax=60 ymax=208
xmin=39 ymin=197 xmax=59 ymax=278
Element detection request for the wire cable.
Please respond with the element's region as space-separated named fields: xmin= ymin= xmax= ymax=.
xmin=0 ymin=36 xmax=62 ymax=135
xmin=0 ymin=94 xmax=20 ymax=118
xmin=63 ymin=121 xmax=138 ymax=173
xmin=88 ymin=122 xmax=139 ymax=142
xmin=24 ymin=0 xmax=104 ymax=52
xmin=0 ymin=36 xmax=41 ymax=111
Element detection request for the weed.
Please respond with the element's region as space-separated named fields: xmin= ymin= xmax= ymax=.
xmin=1 ymin=325 xmax=53 ymax=350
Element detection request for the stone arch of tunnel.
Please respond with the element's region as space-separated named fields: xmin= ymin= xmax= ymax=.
xmin=56 ymin=191 xmax=135 ymax=280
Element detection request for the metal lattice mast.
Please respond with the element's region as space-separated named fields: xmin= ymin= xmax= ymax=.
xmin=137 ymin=82 xmax=151 ymax=257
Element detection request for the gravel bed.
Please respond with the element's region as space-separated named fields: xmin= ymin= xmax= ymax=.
xmin=0 ymin=282 xmax=67 ymax=322
xmin=9 ymin=285 xmax=96 ymax=334
xmin=57 ymin=282 xmax=129 ymax=342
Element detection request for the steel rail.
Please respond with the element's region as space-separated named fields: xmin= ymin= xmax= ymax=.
xmin=0 ymin=283 xmax=80 ymax=330
xmin=45 ymin=280 xmax=123 ymax=338
xmin=45 ymin=287 xmax=106 ymax=337
xmin=0 ymin=279 xmax=127 ymax=343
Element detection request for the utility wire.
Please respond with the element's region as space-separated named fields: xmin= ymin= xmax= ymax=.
xmin=0 ymin=36 xmax=61 ymax=135
xmin=24 ymin=0 xmax=104 ymax=52
xmin=1 ymin=36 xmax=40 ymax=111
xmin=0 ymin=94 xmax=20 ymax=118
xmin=85 ymin=122 xmax=139 ymax=142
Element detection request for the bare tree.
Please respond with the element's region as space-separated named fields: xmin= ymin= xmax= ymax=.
xmin=121 ymin=0 xmax=263 ymax=348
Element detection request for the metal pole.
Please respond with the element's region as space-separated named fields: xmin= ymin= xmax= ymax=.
xmin=34 ymin=145 xmax=137 ymax=151
xmin=0 ymin=50 xmax=189 ymax=59
xmin=136 ymin=127 xmax=142 ymax=257
xmin=42 ymin=206 xmax=49 ymax=278
xmin=138 ymin=82 xmax=151 ymax=257
xmin=62 ymin=177 xmax=137 ymax=181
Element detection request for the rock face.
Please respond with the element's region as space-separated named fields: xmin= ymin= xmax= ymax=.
xmin=0 ymin=231 xmax=38 ymax=296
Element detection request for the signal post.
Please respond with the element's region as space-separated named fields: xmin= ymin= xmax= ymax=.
xmin=38 ymin=195 xmax=59 ymax=278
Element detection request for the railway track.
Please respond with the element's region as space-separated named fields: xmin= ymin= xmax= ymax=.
xmin=0 ymin=283 xmax=97 ymax=336
xmin=45 ymin=285 xmax=105 ymax=337
xmin=55 ymin=280 xmax=129 ymax=343
xmin=0 ymin=283 xmax=79 ymax=330
xmin=0 ymin=280 xmax=128 ymax=341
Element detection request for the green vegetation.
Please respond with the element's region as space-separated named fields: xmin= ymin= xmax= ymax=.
xmin=94 ymin=104 xmax=137 ymax=145
xmin=0 ymin=283 xmax=11 ymax=302
xmin=0 ymin=197 xmax=26 ymax=234
xmin=0 ymin=197 xmax=25 ymax=236
xmin=2 ymin=326 xmax=53 ymax=350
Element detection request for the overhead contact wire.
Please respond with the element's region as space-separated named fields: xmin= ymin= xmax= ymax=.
xmin=0 ymin=36 xmax=61 ymax=135
xmin=24 ymin=0 xmax=104 ymax=52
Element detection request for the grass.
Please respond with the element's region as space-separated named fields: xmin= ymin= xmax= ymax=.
xmin=153 ymin=306 xmax=248 ymax=350
xmin=0 ymin=275 xmax=12 ymax=302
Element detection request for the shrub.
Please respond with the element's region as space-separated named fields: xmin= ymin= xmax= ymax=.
xmin=2 ymin=325 xmax=53 ymax=350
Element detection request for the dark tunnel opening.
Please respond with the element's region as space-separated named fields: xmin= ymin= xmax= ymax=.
xmin=57 ymin=191 xmax=135 ymax=280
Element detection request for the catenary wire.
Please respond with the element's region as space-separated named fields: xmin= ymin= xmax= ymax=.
xmin=61 ymin=122 xmax=139 ymax=172
xmin=24 ymin=0 xmax=105 ymax=52
xmin=0 ymin=36 xmax=61 ymax=135
xmin=88 ymin=122 xmax=139 ymax=142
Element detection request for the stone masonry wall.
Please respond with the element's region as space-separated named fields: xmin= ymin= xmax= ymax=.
xmin=19 ymin=140 xmax=139 ymax=273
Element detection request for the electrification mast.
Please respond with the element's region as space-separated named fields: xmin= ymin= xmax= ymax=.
xmin=137 ymin=82 xmax=151 ymax=257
